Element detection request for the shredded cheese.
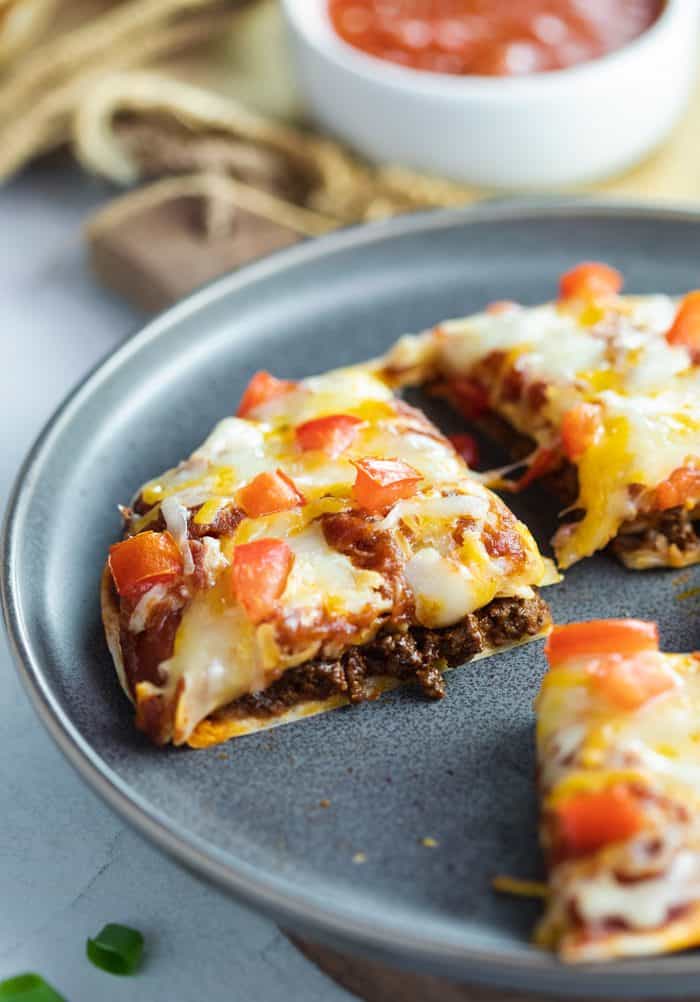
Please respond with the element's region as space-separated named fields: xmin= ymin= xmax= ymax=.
xmin=121 ymin=364 xmax=552 ymax=743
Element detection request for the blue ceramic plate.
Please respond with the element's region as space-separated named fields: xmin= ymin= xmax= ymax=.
xmin=4 ymin=202 xmax=700 ymax=997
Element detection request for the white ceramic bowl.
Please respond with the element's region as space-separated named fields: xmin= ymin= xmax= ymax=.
xmin=281 ymin=0 xmax=699 ymax=190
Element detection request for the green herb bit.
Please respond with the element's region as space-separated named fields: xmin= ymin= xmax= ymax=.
xmin=0 ymin=973 xmax=65 ymax=1002
xmin=86 ymin=923 xmax=144 ymax=976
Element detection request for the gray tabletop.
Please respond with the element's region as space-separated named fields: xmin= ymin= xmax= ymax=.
xmin=0 ymin=159 xmax=354 ymax=1002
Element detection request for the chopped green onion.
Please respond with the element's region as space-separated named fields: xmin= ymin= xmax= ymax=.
xmin=0 ymin=974 xmax=65 ymax=1001
xmin=86 ymin=924 xmax=144 ymax=976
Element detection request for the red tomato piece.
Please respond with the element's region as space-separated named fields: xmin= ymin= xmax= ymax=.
xmin=449 ymin=432 xmax=479 ymax=468
xmin=561 ymin=403 xmax=602 ymax=461
xmin=559 ymin=262 xmax=623 ymax=301
xmin=666 ymin=291 xmax=700 ymax=363
xmin=109 ymin=531 xmax=183 ymax=599
xmin=352 ymin=458 xmax=422 ymax=512
xmin=655 ymin=463 xmax=700 ymax=511
xmin=238 ymin=470 xmax=305 ymax=518
xmin=295 ymin=414 xmax=362 ymax=458
xmin=554 ymin=786 xmax=645 ymax=860
xmin=231 ymin=538 xmax=293 ymax=624
xmin=450 ymin=377 xmax=490 ymax=420
xmin=545 ymin=619 xmax=659 ymax=668
xmin=587 ymin=652 xmax=677 ymax=711
xmin=237 ymin=371 xmax=297 ymax=418
xmin=514 ymin=447 xmax=559 ymax=491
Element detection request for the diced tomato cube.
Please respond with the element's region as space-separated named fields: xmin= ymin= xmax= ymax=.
xmin=559 ymin=262 xmax=623 ymax=301
xmin=655 ymin=463 xmax=700 ymax=511
xmin=238 ymin=470 xmax=305 ymax=518
xmin=545 ymin=619 xmax=659 ymax=668
xmin=587 ymin=651 xmax=677 ymax=710
xmin=295 ymin=414 xmax=362 ymax=458
xmin=231 ymin=538 xmax=294 ymax=624
xmin=109 ymin=531 xmax=183 ymax=599
xmin=237 ymin=371 xmax=296 ymax=418
xmin=666 ymin=291 xmax=700 ymax=363
xmin=561 ymin=403 xmax=602 ymax=461
xmin=554 ymin=786 xmax=645 ymax=859
xmin=352 ymin=458 xmax=422 ymax=512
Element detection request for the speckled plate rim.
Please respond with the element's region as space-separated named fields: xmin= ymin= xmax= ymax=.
xmin=5 ymin=199 xmax=700 ymax=998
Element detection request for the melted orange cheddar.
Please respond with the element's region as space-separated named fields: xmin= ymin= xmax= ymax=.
xmin=383 ymin=291 xmax=700 ymax=569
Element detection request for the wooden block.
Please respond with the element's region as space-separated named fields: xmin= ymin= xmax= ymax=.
xmin=88 ymin=189 xmax=301 ymax=313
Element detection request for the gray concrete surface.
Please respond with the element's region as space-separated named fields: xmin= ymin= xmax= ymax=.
xmin=0 ymin=157 xmax=355 ymax=1002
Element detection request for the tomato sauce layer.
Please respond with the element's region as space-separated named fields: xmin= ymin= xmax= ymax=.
xmin=328 ymin=1 xmax=662 ymax=77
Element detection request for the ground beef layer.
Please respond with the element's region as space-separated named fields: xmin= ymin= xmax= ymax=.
xmin=614 ymin=505 xmax=700 ymax=569
xmin=215 ymin=593 xmax=550 ymax=721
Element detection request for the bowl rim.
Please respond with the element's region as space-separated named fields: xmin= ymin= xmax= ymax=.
xmin=281 ymin=0 xmax=689 ymax=100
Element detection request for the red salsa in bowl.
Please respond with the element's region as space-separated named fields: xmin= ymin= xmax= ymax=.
xmin=328 ymin=0 xmax=663 ymax=76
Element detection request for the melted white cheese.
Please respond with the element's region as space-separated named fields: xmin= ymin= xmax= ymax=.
xmin=161 ymin=496 xmax=194 ymax=575
xmin=626 ymin=294 xmax=677 ymax=334
xmin=128 ymin=583 xmax=169 ymax=634
xmin=196 ymin=416 xmax=267 ymax=466
xmin=405 ymin=547 xmax=482 ymax=627
xmin=198 ymin=537 xmax=229 ymax=588
xmin=441 ymin=304 xmax=604 ymax=378
xmin=249 ymin=366 xmax=394 ymax=423
xmin=380 ymin=492 xmax=490 ymax=533
xmin=575 ymin=850 xmax=700 ymax=929
xmin=623 ymin=342 xmax=690 ymax=392
xmin=615 ymin=740 xmax=700 ymax=796
xmin=282 ymin=522 xmax=390 ymax=620
xmin=166 ymin=593 xmax=262 ymax=741
xmin=599 ymin=386 xmax=700 ymax=490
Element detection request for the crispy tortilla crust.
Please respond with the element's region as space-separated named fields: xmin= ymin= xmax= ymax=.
xmin=537 ymin=899 xmax=700 ymax=964
xmin=102 ymin=564 xmax=550 ymax=750
xmin=613 ymin=504 xmax=700 ymax=570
